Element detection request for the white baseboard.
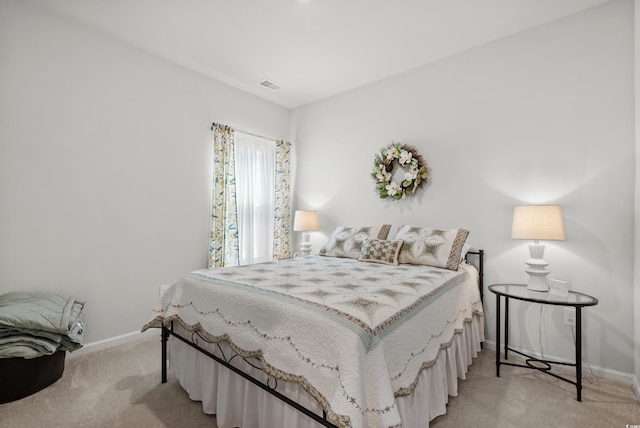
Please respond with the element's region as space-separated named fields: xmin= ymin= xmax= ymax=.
xmin=67 ymin=328 xmax=159 ymax=359
xmin=633 ymin=375 xmax=640 ymax=403
xmin=482 ymin=340 xmax=636 ymax=386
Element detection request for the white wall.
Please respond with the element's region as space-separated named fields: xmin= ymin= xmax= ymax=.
xmin=293 ymin=0 xmax=635 ymax=379
xmin=0 ymin=3 xmax=290 ymax=345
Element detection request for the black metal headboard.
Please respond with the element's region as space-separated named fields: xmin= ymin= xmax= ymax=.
xmin=464 ymin=249 xmax=484 ymax=303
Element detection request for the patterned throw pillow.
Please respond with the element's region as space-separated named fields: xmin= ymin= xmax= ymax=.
xmin=319 ymin=225 xmax=392 ymax=259
xmin=359 ymin=239 xmax=403 ymax=266
xmin=393 ymin=225 xmax=469 ymax=271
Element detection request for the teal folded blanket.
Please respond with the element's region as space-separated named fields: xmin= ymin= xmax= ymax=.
xmin=0 ymin=292 xmax=85 ymax=358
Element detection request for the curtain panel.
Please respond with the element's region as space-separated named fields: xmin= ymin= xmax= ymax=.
xmin=209 ymin=124 xmax=240 ymax=268
xmin=273 ymin=140 xmax=292 ymax=260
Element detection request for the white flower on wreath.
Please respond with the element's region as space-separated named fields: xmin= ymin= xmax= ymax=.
xmin=385 ymin=146 xmax=399 ymax=160
xmin=376 ymin=170 xmax=390 ymax=181
xmin=399 ymin=150 xmax=412 ymax=165
xmin=404 ymin=169 xmax=418 ymax=181
xmin=385 ymin=182 xmax=401 ymax=196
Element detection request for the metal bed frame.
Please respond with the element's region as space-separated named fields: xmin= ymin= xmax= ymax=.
xmin=160 ymin=249 xmax=484 ymax=427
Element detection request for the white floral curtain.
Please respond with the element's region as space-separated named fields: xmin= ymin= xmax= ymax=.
xmin=209 ymin=124 xmax=239 ymax=268
xmin=273 ymin=140 xmax=291 ymax=260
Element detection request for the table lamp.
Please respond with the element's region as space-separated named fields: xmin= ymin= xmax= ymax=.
xmin=293 ymin=210 xmax=319 ymax=256
xmin=511 ymin=205 xmax=566 ymax=291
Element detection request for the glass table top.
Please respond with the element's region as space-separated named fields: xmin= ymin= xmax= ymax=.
xmin=488 ymin=284 xmax=598 ymax=306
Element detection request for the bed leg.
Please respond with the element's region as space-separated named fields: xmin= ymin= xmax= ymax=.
xmin=161 ymin=326 xmax=168 ymax=383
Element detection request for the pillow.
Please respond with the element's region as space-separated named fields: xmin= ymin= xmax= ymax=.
xmin=460 ymin=243 xmax=472 ymax=262
xmin=393 ymin=225 xmax=469 ymax=270
xmin=359 ymin=238 xmax=403 ymax=266
xmin=319 ymin=224 xmax=392 ymax=259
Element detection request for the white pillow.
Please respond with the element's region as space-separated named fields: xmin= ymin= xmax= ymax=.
xmin=393 ymin=225 xmax=469 ymax=271
xmin=460 ymin=243 xmax=472 ymax=262
xmin=319 ymin=225 xmax=391 ymax=259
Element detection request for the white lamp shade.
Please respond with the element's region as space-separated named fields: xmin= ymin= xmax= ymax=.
xmin=511 ymin=205 xmax=566 ymax=241
xmin=293 ymin=210 xmax=319 ymax=232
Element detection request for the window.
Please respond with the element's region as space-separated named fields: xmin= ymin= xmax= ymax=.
xmin=234 ymin=131 xmax=276 ymax=265
xmin=209 ymin=123 xmax=290 ymax=268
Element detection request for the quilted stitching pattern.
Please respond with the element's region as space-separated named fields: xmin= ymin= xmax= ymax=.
xmin=359 ymin=239 xmax=403 ymax=266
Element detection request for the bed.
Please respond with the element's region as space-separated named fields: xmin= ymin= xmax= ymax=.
xmin=143 ymin=225 xmax=484 ymax=428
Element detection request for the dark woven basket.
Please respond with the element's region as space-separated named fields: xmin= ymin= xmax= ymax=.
xmin=0 ymin=350 xmax=66 ymax=403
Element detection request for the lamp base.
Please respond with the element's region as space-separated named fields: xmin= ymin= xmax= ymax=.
xmin=526 ymin=272 xmax=549 ymax=292
xmin=525 ymin=242 xmax=550 ymax=292
xmin=299 ymin=232 xmax=312 ymax=257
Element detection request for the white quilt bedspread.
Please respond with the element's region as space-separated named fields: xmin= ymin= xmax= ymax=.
xmin=142 ymin=256 xmax=483 ymax=428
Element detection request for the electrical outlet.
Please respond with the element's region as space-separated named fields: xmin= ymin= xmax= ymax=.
xmin=564 ymin=307 xmax=576 ymax=326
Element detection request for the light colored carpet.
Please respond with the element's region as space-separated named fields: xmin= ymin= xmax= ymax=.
xmin=0 ymin=336 xmax=638 ymax=428
xmin=0 ymin=336 xmax=217 ymax=428
xmin=431 ymin=349 xmax=640 ymax=428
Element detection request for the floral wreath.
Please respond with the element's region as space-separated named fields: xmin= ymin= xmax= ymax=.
xmin=371 ymin=142 xmax=429 ymax=200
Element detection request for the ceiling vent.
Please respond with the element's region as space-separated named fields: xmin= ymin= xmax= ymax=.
xmin=258 ymin=78 xmax=285 ymax=92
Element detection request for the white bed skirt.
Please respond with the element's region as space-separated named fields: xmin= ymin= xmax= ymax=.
xmin=167 ymin=312 xmax=484 ymax=428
